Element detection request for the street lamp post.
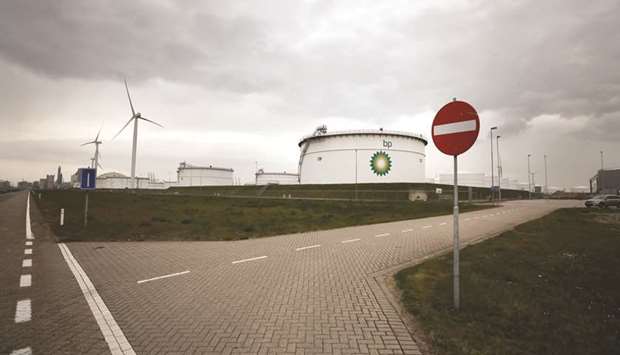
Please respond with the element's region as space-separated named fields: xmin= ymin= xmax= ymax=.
xmin=527 ymin=154 xmax=532 ymax=199
xmin=544 ymin=154 xmax=548 ymax=195
xmin=497 ymin=135 xmax=502 ymax=201
xmin=490 ymin=126 xmax=498 ymax=201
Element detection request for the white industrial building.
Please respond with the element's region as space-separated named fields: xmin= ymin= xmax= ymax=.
xmin=176 ymin=162 xmax=234 ymax=186
xmin=298 ymin=127 xmax=427 ymax=184
xmin=255 ymin=170 xmax=299 ymax=185
xmin=96 ymin=172 xmax=158 ymax=189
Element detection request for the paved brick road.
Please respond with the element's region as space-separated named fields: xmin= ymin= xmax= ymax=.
xmin=1 ymin=192 xmax=578 ymax=354
xmin=65 ymin=199 xmax=577 ymax=354
xmin=1 ymin=192 xmax=108 ymax=355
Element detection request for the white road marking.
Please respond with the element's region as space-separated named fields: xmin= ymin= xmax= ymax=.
xmin=19 ymin=274 xmax=31 ymax=288
xmin=10 ymin=347 xmax=32 ymax=355
xmin=58 ymin=243 xmax=135 ymax=354
xmin=26 ymin=192 xmax=34 ymax=240
xmin=465 ymin=218 xmax=471 ymax=221
xmin=375 ymin=233 xmax=390 ymax=238
xmin=433 ymin=119 xmax=477 ymax=135
xmin=295 ymin=244 xmax=321 ymax=251
xmin=232 ymin=255 xmax=268 ymax=264
xmin=137 ymin=270 xmax=190 ymax=284
xmin=22 ymin=259 xmax=32 ymax=268
xmin=422 ymin=225 xmax=432 ymax=229
xmin=15 ymin=299 xmax=31 ymax=323
xmin=24 ymin=249 xmax=32 ymax=255
xmin=25 ymin=241 xmax=32 ymax=246
xmin=341 ymin=238 xmax=361 ymax=244
xmin=401 ymin=228 xmax=414 ymax=233
xmin=439 ymin=222 xmax=447 ymax=226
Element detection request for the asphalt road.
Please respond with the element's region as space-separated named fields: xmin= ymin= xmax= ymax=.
xmin=1 ymin=191 xmax=579 ymax=354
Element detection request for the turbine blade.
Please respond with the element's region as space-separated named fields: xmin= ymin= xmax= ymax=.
xmin=139 ymin=117 xmax=164 ymax=128
xmin=124 ymin=79 xmax=136 ymax=117
xmin=112 ymin=117 xmax=135 ymax=140
xmin=95 ymin=127 xmax=101 ymax=141
xmin=81 ymin=141 xmax=95 ymax=146
xmin=97 ymin=162 xmax=103 ymax=169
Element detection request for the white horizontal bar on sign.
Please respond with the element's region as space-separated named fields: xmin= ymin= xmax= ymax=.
xmin=433 ymin=120 xmax=477 ymax=136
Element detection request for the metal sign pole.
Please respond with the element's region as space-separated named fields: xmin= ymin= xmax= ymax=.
xmin=453 ymin=154 xmax=460 ymax=310
xmin=84 ymin=191 xmax=89 ymax=227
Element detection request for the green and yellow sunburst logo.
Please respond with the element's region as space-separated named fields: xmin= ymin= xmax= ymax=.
xmin=370 ymin=151 xmax=392 ymax=176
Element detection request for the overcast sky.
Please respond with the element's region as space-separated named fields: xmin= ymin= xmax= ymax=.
xmin=1 ymin=0 xmax=619 ymax=188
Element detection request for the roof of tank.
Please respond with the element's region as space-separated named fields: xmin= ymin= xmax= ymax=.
xmin=177 ymin=162 xmax=234 ymax=172
xmin=298 ymin=129 xmax=428 ymax=147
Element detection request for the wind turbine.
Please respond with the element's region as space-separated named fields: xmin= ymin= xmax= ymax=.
xmin=82 ymin=128 xmax=103 ymax=173
xmin=113 ymin=80 xmax=163 ymax=188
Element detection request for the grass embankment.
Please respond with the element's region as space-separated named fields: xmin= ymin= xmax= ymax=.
xmin=395 ymin=208 xmax=620 ymax=355
xmin=36 ymin=190 xmax=487 ymax=242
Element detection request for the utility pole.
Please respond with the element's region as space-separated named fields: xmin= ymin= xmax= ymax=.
xmin=496 ymin=135 xmax=502 ymax=201
xmin=544 ymin=154 xmax=548 ymax=195
xmin=531 ymin=172 xmax=536 ymax=195
xmin=490 ymin=126 xmax=498 ymax=201
xmin=527 ymin=154 xmax=532 ymax=199
xmin=600 ymin=150 xmax=604 ymax=170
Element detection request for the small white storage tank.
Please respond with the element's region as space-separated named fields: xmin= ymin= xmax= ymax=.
xmin=176 ymin=162 xmax=233 ymax=186
xmin=298 ymin=127 xmax=427 ymax=184
xmin=96 ymin=172 xmax=150 ymax=189
xmin=255 ymin=170 xmax=299 ymax=185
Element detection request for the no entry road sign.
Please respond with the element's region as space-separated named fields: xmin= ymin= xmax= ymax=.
xmin=430 ymin=99 xmax=480 ymax=311
xmin=432 ymin=100 xmax=480 ymax=156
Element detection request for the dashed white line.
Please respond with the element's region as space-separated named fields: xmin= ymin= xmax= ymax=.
xmin=341 ymin=238 xmax=361 ymax=244
xmin=24 ymin=249 xmax=32 ymax=255
xmin=25 ymin=241 xmax=32 ymax=246
xmin=58 ymin=243 xmax=135 ymax=354
xmin=401 ymin=228 xmax=414 ymax=233
xmin=22 ymin=259 xmax=32 ymax=268
xmin=232 ymin=255 xmax=268 ymax=264
xmin=295 ymin=244 xmax=321 ymax=251
xmin=10 ymin=347 xmax=32 ymax=355
xmin=19 ymin=274 xmax=31 ymax=288
xmin=26 ymin=192 xmax=34 ymax=240
xmin=439 ymin=222 xmax=447 ymax=226
xmin=375 ymin=233 xmax=390 ymax=238
xmin=15 ymin=299 xmax=31 ymax=323
xmin=137 ymin=270 xmax=190 ymax=284
xmin=422 ymin=225 xmax=432 ymax=229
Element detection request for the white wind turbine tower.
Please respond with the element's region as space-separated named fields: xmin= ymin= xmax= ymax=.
xmin=113 ymin=80 xmax=163 ymax=188
xmin=81 ymin=128 xmax=103 ymax=172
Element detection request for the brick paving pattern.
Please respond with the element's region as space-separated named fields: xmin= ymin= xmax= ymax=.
xmin=0 ymin=191 xmax=578 ymax=354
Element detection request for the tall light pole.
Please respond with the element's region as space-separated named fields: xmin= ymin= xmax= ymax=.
xmin=600 ymin=150 xmax=604 ymax=170
xmin=490 ymin=126 xmax=498 ymax=201
xmin=544 ymin=154 xmax=548 ymax=195
xmin=496 ymin=135 xmax=502 ymax=201
xmin=527 ymin=154 xmax=532 ymax=199
xmin=531 ymin=172 xmax=536 ymax=195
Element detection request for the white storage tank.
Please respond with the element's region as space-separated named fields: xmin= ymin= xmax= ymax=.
xmin=176 ymin=162 xmax=233 ymax=186
xmin=255 ymin=170 xmax=299 ymax=185
xmin=298 ymin=127 xmax=427 ymax=184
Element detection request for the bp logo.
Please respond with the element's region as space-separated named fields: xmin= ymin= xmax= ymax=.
xmin=370 ymin=151 xmax=392 ymax=176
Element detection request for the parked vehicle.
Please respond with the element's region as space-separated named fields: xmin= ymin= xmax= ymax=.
xmin=585 ymin=195 xmax=620 ymax=208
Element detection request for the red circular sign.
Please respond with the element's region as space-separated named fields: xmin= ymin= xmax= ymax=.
xmin=432 ymin=100 xmax=480 ymax=156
